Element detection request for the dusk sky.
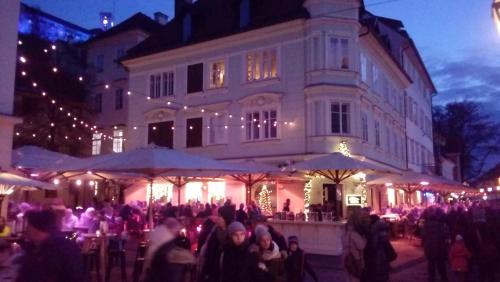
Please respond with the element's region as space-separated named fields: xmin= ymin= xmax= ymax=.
xmin=23 ymin=0 xmax=500 ymax=110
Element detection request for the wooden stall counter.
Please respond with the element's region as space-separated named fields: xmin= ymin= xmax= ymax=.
xmin=268 ymin=219 xmax=345 ymax=256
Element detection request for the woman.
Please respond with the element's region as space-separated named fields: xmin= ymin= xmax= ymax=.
xmin=252 ymin=228 xmax=286 ymax=282
xmin=220 ymin=222 xmax=256 ymax=282
xmin=342 ymin=221 xmax=366 ymax=282
xmin=0 ymin=217 xmax=11 ymax=237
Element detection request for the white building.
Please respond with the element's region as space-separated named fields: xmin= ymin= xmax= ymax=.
xmin=84 ymin=13 xmax=162 ymax=156
xmin=0 ymin=0 xmax=22 ymax=170
xmin=117 ymin=0 xmax=435 ymax=214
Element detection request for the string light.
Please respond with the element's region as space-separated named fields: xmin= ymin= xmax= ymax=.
xmin=21 ymin=71 xmax=26 ymax=76
xmin=52 ymin=67 xmax=58 ymax=73
xmin=18 ymin=40 xmax=22 ymax=45
xmin=19 ymin=56 xmax=27 ymax=63
xmin=51 ymin=44 xmax=56 ymax=50
xmin=78 ymin=76 xmax=83 ymax=81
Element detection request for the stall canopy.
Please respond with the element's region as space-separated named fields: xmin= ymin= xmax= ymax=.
xmin=367 ymin=170 xmax=468 ymax=193
xmin=0 ymin=172 xmax=55 ymax=191
xmin=229 ymin=160 xmax=284 ymax=205
xmin=292 ymin=152 xmax=395 ymax=184
xmin=55 ymin=146 xmax=247 ymax=227
xmin=12 ymin=146 xmax=81 ymax=170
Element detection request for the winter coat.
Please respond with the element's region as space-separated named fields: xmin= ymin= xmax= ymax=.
xmin=254 ymin=241 xmax=286 ymax=282
xmin=198 ymin=226 xmax=227 ymax=282
xmin=422 ymin=219 xmax=449 ymax=259
xmin=144 ymin=240 xmax=196 ymax=282
xmin=448 ymin=242 xmax=471 ymax=272
xmin=342 ymin=230 xmax=367 ymax=282
xmin=364 ymin=222 xmax=392 ymax=282
xmin=16 ymin=236 xmax=85 ymax=282
xmin=220 ymin=241 xmax=257 ymax=282
xmin=236 ymin=209 xmax=249 ymax=224
xmin=285 ymin=248 xmax=318 ymax=282
xmin=249 ymin=225 xmax=288 ymax=252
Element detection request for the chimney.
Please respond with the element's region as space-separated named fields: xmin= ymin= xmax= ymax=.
xmin=154 ymin=12 xmax=169 ymax=25
xmin=175 ymin=0 xmax=195 ymax=18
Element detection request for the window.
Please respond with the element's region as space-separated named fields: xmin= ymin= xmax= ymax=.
xmin=409 ymin=139 xmax=414 ymax=163
xmin=96 ymin=55 xmax=104 ymax=72
xmin=421 ymin=145 xmax=426 ymax=165
xmin=148 ymin=121 xmax=174 ymax=148
xmin=420 ymin=109 xmax=424 ymax=130
xmin=413 ymin=102 xmax=418 ymax=122
xmin=92 ymin=133 xmax=102 ymax=155
xmin=385 ymin=127 xmax=390 ymax=153
xmin=209 ymin=61 xmax=225 ymax=88
xmin=94 ymin=93 xmax=102 ymax=113
xmin=239 ymin=0 xmax=250 ymax=28
xmin=313 ymin=101 xmax=325 ymax=136
xmin=162 ymin=71 xmax=174 ymax=97
xmin=246 ymin=49 xmax=278 ymax=81
xmin=360 ymin=53 xmax=368 ymax=82
xmin=408 ymin=97 xmax=413 ymax=120
xmin=208 ymin=115 xmax=228 ymax=145
xmin=313 ymin=37 xmax=320 ymax=70
xmin=245 ymin=109 xmax=278 ymax=141
xmin=329 ymin=37 xmax=350 ymax=69
xmin=150 ymin=72 xmax=174 ymax=98
xmin=372 ymin=66 xmax=379 ymax=91
xmin=115 ymin=88 xmax=123 ymax=110
xmin=361 ymin=113 xmax=368 ymax=142
xmin=186 ymin=117 xmax=203 ymax=147
xmin=375 ymin=121 xmax=381 ymax=147
xmin=187 ymin=63 xmax=203 ymax=93
xmin=331 ymin=103 xmax=350 ymax=134
xmin=113 ymin=129 xmax=124 ymax=153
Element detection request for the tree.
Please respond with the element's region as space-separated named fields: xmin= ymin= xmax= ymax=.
xmin=13 ymin=34 xmax=92 ymax=156
xmin=258 ymin=185 xmax=272 ymax=215
xmin=433 ymin=101 xmax=500 ymax=181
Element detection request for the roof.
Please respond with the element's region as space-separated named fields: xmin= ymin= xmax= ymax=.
xmin=20 ymin=3 xmax=91 ymax=34
xmin=362 ymin=12 xmax=437 ymax=93
xmin=125 ymin=0 xmax=309 ymax=60
xmin=85 ymin=13 xmax=163 ymax=44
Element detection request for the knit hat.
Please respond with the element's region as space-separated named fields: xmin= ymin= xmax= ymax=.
xmin=25 ymin=210 xmax=58 ymax=233
xmin=288 ymin=235 xmax=299 ymax=245
xmin=255 ymin=224 xmax=271 ymax=242
xmin=218 ymin=205 xmax=235 ymax=226
xmin=455 ymin=234 xmax=463 ymax=241
xmin=227 ymin=221 xmax=246 ymax=236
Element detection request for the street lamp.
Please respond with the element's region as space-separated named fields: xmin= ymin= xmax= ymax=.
xmin=493 ymin=0 xmax=500 ymax=34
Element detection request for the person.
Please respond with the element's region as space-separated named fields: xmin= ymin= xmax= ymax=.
xmin=143 ymin=218 xmax=196 ymax=282
xmin=422 ymin=207 xmax=449 ymax=282
xmin=282 ymin=199 xmax=291 ymax=213
xmin=0 ymin=239 xmax=18 ymax=281
xmin=198 ymin=204 xmax=235 ymax=282
xmin=342 ymin=221 xmax=366 ymax=282
xmin=16 ymin=209 xmax=85 ymax=282
xmin=61 ymin=209 xmax=79 ymax=232
xmin=78 ymin=207 xmax=97 ymax=231
xmin=252 ymin=228 xmax=286 ymax=282
xmin=0 ymin=217 xmax=11 ymax=237
xmin=285 ymin=236 xmax=318 ymax=282
xmin=236 ymin=203 xmax=249 ymax=224
xmin=448 ymin=234 xmax=471 ymax=282
xmin=220 ymin=222 xmax=256 ymax=282
xmin=364 ymin=215 xmax=396 ymax=282
xmin=251 ymin=218 xmax=288 ymax=253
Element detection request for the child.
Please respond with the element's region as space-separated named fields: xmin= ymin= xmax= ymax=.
xmin=448 ymin=234 xmax=471 ymax=282
xmin=285 ymin=236 xmax=318 ymax=282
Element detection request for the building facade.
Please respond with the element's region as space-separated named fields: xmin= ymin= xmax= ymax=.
xmin=84 ymin=13 xmax=162 ymax=156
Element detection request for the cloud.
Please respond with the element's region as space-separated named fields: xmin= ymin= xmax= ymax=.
xmin=429 ymin=50 xmax=500 ymax=120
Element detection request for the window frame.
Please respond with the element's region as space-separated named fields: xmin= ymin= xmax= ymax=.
xmin=328 ymin=36 xmax=350 ymax=70
xmin=208 ymin=60 xmax=226 ymax=89
xmin=361 ymin=112 xmax=368 ymax=142
xmin=245 ymin=47 xmax=279 ymax=82
xmin=187 ymin=63 xmax=204 ymax=94
xmin=330 ymin=102 xmax=351 ymax=135
xmin=92 ymin=133 xmax=102 ymax=155
xmin=243 ymin=107 xmax=279 ymax=141
xmin=186 ymin=117 xmax=203 ymax=148
xmin=112 ymin=129 xmax=124 ymax=153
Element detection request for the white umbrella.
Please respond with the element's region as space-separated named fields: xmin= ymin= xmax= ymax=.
xmin=367 ymin=170 xmax=467 ymax=193
xmin=12 ymin=146 xmax=81 ymax=170
xmin=0 ymin=172 xmax=55 ymax=191
xmin=56 ymin=146 xmax=246 ymax=227
xmin=292 ymin=152 xmax=393 ymax=184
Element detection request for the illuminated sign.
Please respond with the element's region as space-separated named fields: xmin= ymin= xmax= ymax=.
xmin=346 ymin=194 xmax=362 ymax=206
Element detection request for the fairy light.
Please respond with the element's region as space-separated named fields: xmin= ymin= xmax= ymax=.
xmin=21 ymin=71 xmax=26 ymax=76
xmin=51 ymin=44 xmax=56 ymax=50
xmin=105 ymin=84 xmax=110 ymax=89
xmin=78 ymin=76 xmax=83 ymax=81
xmin=19 ymin=56 xmax=27 ymax=63
xmin=32 ymin=82 xmax=37 ymax=87
xmin=127 ymin=91 xmax=131 ymax=95
xmin=41 ymin=92 xmax=46 ymax=96
xmin=43 ymin=49 xmax=48 ymax=53
xmin=18 ymin=40 xmax=22 ymax=45
xmin=52 ymin=67 xmax=58 ymax=73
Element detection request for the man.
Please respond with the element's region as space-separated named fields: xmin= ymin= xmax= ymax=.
xmin=422 ymin=207 xmax=449 ymax=282
xmin=61 ymin=208 xmax=79 ymax=232
xmin=236 ymin=203 xmax=249 ymax=224
xmin=17 ymin=209 xmax=84 ymax=282
xmin=220 ymin=222 xmax=256 ymax=282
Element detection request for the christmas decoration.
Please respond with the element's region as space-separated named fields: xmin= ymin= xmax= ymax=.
xmin=338 ymin=140 xmax=351 ymax=157
xmin=304 ymin=180 xmax=312 ymax=213
xmin=258 ymin=184 xmax=272 ymax=215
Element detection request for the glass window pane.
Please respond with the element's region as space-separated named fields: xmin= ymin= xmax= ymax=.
xmin=253 ymin=112 xmax=260 ymax=139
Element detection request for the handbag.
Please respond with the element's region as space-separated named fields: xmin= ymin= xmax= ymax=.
xmin=345 ymin=232 xmax=363 ymax=278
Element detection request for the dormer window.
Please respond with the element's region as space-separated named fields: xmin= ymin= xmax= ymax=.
xmin=182 ymin=13 xmax=192 ymax=42
xmin=239 ymin=0 xmax=250 ymax=28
